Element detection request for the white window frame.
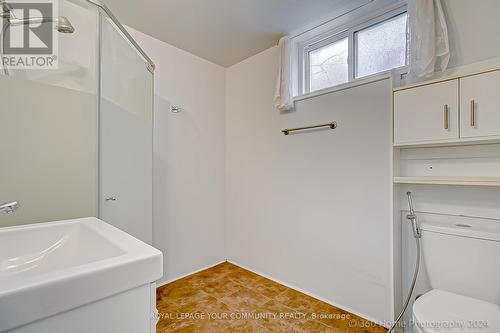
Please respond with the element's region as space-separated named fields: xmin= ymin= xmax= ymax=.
xmin=296 ymin=3 xmax=408 ymax=96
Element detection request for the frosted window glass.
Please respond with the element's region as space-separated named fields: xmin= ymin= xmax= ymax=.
xmin=309 ymin=37 xmax=348 ymax=92
xmin=355 ymin=13 xmax=407 ymax=79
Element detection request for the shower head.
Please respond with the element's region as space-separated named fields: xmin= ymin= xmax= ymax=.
xmin=54 ymin=16 xmax=74 ymax=33
xmin=8 ymin=15 xmax=75 ymax=33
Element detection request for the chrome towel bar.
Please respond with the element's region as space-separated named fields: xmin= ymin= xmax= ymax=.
xmin=282 ymin=121 xmax=337 ymax=135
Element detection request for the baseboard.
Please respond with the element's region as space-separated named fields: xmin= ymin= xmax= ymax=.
xmin=227 ymin=259 xmax=389 ymax=329
xmin=156 ymin=259 xmax=227 ymax=288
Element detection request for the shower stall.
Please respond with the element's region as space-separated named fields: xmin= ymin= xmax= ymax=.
xmin=0 ymin=0 xmax=154 ymax=244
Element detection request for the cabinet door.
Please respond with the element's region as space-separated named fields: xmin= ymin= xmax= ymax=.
xmin=460 ymin=70 xmax=500 ymax=138
xmin=394 ymin=80 xmax=459 ymax=144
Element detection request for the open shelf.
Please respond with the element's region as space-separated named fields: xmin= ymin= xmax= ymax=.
xmin=393 ymin=176 xmax=500 ymax=187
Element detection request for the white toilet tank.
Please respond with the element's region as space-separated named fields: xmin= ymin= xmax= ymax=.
xmin=420 ymin=216 xmax=500 ymax=304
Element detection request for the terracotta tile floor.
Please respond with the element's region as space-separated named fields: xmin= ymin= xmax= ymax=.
xmin=156 ymin=262 xmax=387 ymax=333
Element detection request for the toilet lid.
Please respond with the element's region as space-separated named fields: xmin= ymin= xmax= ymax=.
xmin=413 ymin=289 xmax=500 ymax=333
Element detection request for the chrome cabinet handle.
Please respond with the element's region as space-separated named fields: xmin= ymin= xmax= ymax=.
xmin=443 ymin=104 xmax=449 ymax=130
xmin=105 ymin=196 xmax=117 ymax=201
xmin=470 ymin=100 xmax=476 ymax=127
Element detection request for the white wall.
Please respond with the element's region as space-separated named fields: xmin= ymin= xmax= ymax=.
xmin=443 ymin=0 xmax=500 ymax=69
xmin=0 ymin=76 xmax=97 ymax=228
xmin=127 ymin=28 xmax=226 ymax=285
xmin=226 ymin=46 xmax=393 ymax=323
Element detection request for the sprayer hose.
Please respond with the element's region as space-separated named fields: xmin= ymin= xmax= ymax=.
xmin=388 ymin=237 xmax=421 ymax=333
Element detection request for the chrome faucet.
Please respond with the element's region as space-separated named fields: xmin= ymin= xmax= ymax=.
xmin=0 ymin=201 xmax=20 ymax=213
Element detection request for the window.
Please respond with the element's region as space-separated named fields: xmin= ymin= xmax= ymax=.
xmin=302 ymin=8 xmax=408 ymax=94
xmin=355 ymin=13 xmax=408 ymax=79
xmin=309 ymin=37 xmax=349 ymax=92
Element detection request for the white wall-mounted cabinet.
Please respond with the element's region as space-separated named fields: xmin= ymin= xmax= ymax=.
xmin=394 ymin=69 xmax=500 ymax=146
xmin=393 ymin=66 xmax=500 ymax=187
xmin=460 ymin=70 xmax=500 ymax=138
xmin=394 ymin=80 xmax=459 ymax=145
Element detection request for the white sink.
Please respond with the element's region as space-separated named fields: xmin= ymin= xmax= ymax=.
xmin=0 ymin=217 xmax=162 ymax=332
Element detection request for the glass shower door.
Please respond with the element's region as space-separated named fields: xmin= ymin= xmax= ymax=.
xmin=0 ymin=0 xmax=99 ymax=228
xmin=99 ymin=16 xmax=153 ymax=244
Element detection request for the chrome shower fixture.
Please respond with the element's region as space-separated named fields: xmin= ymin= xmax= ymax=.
xmin=406 ymin=191 xmax=421 ymax=238
xmin=388 ymin=191 xmax=421 ymax=333
xmin=55 ymin=16 xmax=74 ymax=33
xmin=0 ymin=201 xmax=20 ymax=214
xmin=6 ymin=15 xmax=75 ymax=34
xmin=0 ymin=0 xmax=75 ymax=34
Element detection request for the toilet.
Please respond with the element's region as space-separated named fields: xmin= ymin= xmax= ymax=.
xmin=412 ymin=218 xmax=500 ymax=333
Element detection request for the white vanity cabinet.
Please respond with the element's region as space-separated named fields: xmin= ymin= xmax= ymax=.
xmin=460 ymin=70 xmax=500 ymax=139
xmin=394 ymin=79 xmax=459 ymax=145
